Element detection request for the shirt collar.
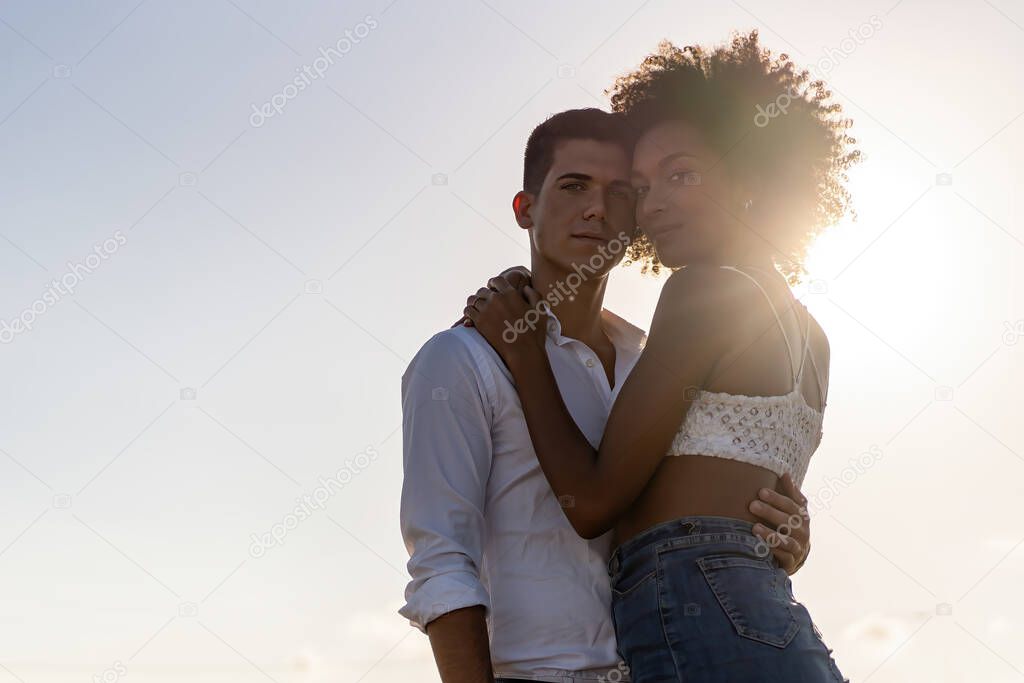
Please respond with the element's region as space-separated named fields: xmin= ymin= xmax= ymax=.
xmin=601 ymin=307 xmax=648 ymax=353
xmin=539 ymin=300 xmax=648 ymax=352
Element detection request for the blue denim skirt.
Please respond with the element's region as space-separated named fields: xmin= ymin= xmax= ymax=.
xmin=606 ymin=515 xmax=847 ymax=682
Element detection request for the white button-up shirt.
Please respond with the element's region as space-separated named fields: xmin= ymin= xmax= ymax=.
xmin=399 ymin=306 xmax=647 ymax=681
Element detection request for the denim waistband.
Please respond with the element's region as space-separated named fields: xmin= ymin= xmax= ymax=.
xmin=607 ymin=515 xmax=763 ymax=576
xmin=494 ymin=667 xmax=631 ymax=682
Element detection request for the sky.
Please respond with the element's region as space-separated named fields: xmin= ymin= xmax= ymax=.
xmin=0 ymin=0 xmax=1022 ymax=681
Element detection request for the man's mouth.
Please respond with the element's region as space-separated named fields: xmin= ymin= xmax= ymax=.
xmin=571 ymin=233 xmax=610 ymax=244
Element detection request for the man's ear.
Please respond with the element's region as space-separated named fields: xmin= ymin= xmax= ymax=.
xmin=512 ymin=191 xmax=535 ymax=229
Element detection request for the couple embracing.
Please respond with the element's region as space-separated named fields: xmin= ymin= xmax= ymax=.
xmin=399 ymin=30 xmax=856 ymax=683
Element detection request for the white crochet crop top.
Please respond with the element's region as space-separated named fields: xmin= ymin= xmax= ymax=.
xmin=666 ymin=266 xmax=827 ymax=489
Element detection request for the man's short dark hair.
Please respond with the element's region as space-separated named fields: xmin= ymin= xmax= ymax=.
xmin=522 ymin=108 xmax=633 ymax=195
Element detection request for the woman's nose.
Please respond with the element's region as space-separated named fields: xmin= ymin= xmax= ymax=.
xmin=639 ymin=193 xmax=665 ymax=223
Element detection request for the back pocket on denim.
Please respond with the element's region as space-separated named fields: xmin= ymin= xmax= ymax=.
xmin=697 ymin=554 xmax=799 ymax=648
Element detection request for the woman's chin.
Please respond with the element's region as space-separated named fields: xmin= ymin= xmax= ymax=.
xmin=651 ymin=234 xmax=696 ymax=269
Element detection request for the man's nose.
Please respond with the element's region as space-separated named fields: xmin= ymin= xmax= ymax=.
xmin=584 ymin=195 xmax=607 ymax=221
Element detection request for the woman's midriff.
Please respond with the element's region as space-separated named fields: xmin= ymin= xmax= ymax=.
xmin=613 ymin=454 xmax=781 ymax=545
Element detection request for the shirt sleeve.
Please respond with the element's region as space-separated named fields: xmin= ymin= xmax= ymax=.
xmin=397 ymin=330 xmax=497 ymax=633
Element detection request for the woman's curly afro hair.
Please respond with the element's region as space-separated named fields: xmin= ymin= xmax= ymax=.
xmin=609 ymin=30 xmax=861 ymax=284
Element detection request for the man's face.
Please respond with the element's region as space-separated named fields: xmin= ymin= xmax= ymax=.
xmin=522 ymin=139 xmax=635 ymax=276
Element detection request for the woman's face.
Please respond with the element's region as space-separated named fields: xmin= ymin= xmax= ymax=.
xmin=631 ymin=119 xmax=747 ymax=268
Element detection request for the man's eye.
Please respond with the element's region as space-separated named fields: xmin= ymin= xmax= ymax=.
xmin=561 ymin=182 xmax=585 ymax=191
xmin=610 ymin=188 xmax=633 ymax=199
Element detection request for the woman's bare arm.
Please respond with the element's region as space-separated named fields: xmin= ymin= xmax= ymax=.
xmin=467 ymin=265 xmax=735 ymax=538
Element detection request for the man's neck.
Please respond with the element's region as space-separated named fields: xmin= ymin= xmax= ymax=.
xmin=530 ymin=259 xmax=610 ymax=344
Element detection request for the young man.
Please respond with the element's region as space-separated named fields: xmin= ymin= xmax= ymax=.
xmin=398 ymin=109 xmax=812 ymax=683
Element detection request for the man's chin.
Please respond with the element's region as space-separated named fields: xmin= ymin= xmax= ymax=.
xmin=554 ymin=252 xmax=620 ymax=279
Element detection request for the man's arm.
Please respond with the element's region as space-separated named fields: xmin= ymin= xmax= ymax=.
xmin=398 ymin=331 xmax=497 ymax=682
xmin=427 ymin=606 xmax=493 ymax=683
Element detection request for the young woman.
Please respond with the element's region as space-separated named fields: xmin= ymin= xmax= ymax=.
xmin=462 ymin=32 xmax=858 ymax=681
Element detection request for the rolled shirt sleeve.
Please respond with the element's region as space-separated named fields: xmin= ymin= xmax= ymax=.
xmin=398 ymin=330 xmax=497 ymax=633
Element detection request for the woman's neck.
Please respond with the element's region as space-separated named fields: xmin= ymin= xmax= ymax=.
xmin=704 ymin=240 xmax=778 ymax=276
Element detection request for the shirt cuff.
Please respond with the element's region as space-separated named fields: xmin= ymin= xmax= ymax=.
xmin=398 ymin=571 xmax=491 ymax=634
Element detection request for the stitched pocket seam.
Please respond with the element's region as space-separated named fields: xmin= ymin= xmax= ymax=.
xmin=697 ymin=555 xmax=799 ymax=648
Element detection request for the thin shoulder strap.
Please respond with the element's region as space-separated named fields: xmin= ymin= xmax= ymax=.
xmin=806 ymin=345 xmax=828 ymax=407
xmin=718 ymin=266 xmax=799 ymax=386
xmin=794 ymin=305 xmax=813 ymax=385
xmin=795 ymin=305 xmax=829 ymax=408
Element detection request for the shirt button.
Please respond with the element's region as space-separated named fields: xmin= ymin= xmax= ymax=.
xmin=585 ymin=358 xmax=595 ymax=368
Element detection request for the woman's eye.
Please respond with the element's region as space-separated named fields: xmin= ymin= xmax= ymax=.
xmin=633 ymin=186 xmax=649 ymax=197
xmin=669 ymin=170 xmax=700 ymax=185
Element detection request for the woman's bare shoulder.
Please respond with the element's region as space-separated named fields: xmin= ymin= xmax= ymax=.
xmin=659 ymin=265 xmax=758 ymax=315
